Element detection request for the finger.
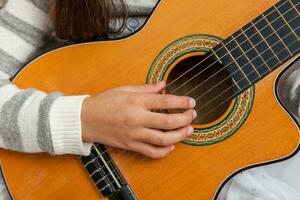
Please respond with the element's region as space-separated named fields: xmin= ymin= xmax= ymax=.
xmin=129 ymin=142 xmax=175 ymax=159
xmin=143 ymin=94 xmax=196 ymax=110
xmin=144 ymin=109 xmax=197 ymax=130
xmin=118 ymin=81 xmax=166 ymax=94
xmin=138 ymin=126 xmax=194 ymax=146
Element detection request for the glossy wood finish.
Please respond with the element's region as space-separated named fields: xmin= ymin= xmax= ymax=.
xmin=0 ymin=0 xmax=299 ymax=199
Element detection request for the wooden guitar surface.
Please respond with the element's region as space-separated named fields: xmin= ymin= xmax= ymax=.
xmin=0 ymin=0 xmax=299 ymax=199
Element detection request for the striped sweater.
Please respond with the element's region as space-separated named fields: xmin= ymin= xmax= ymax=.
xmin=0 ymin=0 xmax=158 ymax=156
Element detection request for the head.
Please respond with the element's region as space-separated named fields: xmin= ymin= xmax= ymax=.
xmin=50 ymin=0 xmax=127 ymax=42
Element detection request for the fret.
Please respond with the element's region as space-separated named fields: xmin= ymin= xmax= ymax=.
xmin=260 ymin=13 xmax=289 ymax=58
xmin=275 ymin=1 xmax=300 ymax=40
xmin=211 ymin=48 xmax=222 ymax=63
xmin=251 ymin=20 xmax=280 ymax=62
xmin=284 ymin=0 xmax=300 ymax=55
xmin=288 ymin=36 xmax=300 ymax=55
xmin=289 ymin=16 xmax=300 ymax=48
xmin=231 ymin=35 xmax=261 ymax=78
xmin=252 ymin=15 xmax=282 ymax=70
xmin=275 ymin=0 xmax=300 ymax=55
xmin=290 ymin=0 xmax=300 ymax=15
xmin=264 ymin=4 xmax=294 ymax=59
xmin=222 ymin=42 xmax=252 ymax=84
xmin=290 ymin=0 xmax=300 ymax=37
xmin=231 ymin=78 xmax=241 ymax=90
xmin=241 ymin=26 xmax=273 ymax=72
xmin=233 ymin=30 xmax=270 ymax=76
xmin=214 ymin=43 xmax=250 ymax=91
xmin=243 ymin=24 xmax=276 ymax=71
xmin=225 ymin=37 xmax=260 ymax=82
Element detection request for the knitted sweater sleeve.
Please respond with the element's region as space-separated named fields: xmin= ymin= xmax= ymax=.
xmin=0 ymin=0 xmax=92 ymax=155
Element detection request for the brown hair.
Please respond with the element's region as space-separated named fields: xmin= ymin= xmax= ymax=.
xmin=50 ymin=0 xmax=127 ymax=42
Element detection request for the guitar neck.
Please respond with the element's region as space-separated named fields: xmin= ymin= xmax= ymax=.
xmin=210 ymin=0 xmax=300 ymax=92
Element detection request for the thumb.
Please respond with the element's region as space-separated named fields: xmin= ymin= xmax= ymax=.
xmin=118 ymin=81 xmax=166 ymax=94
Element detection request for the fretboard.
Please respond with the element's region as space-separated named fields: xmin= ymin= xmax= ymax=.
xmin=210 ymin=0 xmax=300 ymax=92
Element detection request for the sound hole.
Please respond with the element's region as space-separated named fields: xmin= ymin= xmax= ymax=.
xmin=166 ymin=55 xmax=235 ymax=125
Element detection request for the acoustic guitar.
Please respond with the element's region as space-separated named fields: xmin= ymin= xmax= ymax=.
xmin=0 ymin=0 xmax=300 ymax=199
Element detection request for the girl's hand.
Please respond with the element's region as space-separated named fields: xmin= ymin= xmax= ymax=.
xmin=81 ymin=81 xmax=197 ymax=159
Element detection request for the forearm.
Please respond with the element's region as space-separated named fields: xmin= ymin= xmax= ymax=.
xmin=0 ymin=77 xmax=92 ymax=155
xmin=0 ymin=0 xmax=92 ymax=155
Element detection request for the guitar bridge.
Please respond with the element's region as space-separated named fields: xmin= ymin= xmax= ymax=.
xmin=80 ymin=144 xmax=137 ymax=200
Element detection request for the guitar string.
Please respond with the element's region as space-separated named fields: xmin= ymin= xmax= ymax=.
xmin=170 ymin=0 xmax=299 ymax=94
xmin=91 ymin=144 xmax=129 ymax=191
xmin=88 ymin=147 xmax=117 ymax=192
xmin=95 ymin=144 xmax=148 ymax=166
xmin=167 ymin=0 xmax=297 ymax=92
xmin=81 ymin=9 xmax=300 ymax=197
xmin=167 ymin=0 xmax=295 ymax=90
xmin=101 ymin=4 xmax=300 ymax=161
xmin=84 ymin=144 xmax=136 ymax=189
xmin=89 ymin=152 xmax=116 ymax=192
xmin=81 ymin=151 xmax=117 ymax=184
xmin=93 ymin=144 xmax=122 ymax=188
xmin=104 ymin=44 xmax=300 ymax=177
xmin=183 ymin=10 xmax=299 ymax=98
xmin=82 ymin=0 xmax=299 ymax=181
xmin=193 ymin=19 xmax=300 ymax=104
xmin=85 ymin=146 xmax=149 ymax=188
xmin=102 ymin=35 xmax=300 ymax=169
xmin=197 ymin=40 xmax=300 ymax=122
xmin=82 ymin=17 xmax=300 ymax=199
xmin=101 ymin=0 xmax=299 ymax=161
xmin=97 ymin=34 xmax=299 ymax=177
xmin=90 ymin=41 xmax=300 ymax=189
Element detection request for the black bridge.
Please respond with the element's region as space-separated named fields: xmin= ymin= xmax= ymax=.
xmin=80 ymin=144 xmax=137 ymax=200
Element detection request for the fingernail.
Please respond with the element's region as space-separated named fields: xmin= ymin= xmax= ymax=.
xmin=170 ymin=145 xmax=175 ymax=151
xmin=192 ymin=110 xmax=197 ymax=119
xmin=189 ymin=98 xmax=196 ymax=108
xmin=187 ymin=126 xmax=194 ymax=136
xmin=158 ymin=80 xmax=166 ymax=87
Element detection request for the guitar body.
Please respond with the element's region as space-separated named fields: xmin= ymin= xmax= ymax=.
xmin=0 ymin=0 xmax=299 ymax=199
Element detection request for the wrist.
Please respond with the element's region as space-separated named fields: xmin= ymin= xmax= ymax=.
xmin=81 ymin=96 xmax=94 ymax=143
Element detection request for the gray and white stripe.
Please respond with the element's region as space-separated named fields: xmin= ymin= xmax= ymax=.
xmin=0 ymin=0 xmax=58 ymax=153
xmin=0 ymin=90 xmax=35 ymax=151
